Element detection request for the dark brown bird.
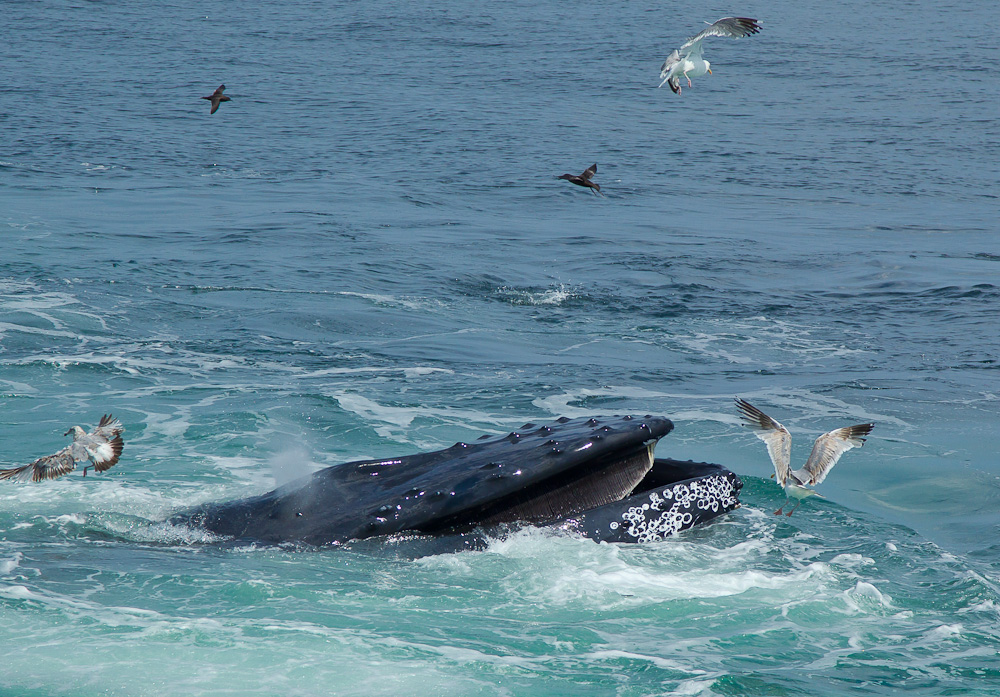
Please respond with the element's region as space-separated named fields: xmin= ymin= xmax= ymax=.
xmin=557 ymin=163 xmax=603 ymax=196
xmin=201 ymin=84 xmax=231 ymax=114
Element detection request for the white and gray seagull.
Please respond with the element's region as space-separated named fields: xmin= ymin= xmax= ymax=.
xmin=659 ymin=17 xmax=762 ymax=94
xmin=735 ymin=398 xmax=873 ymax=516
xmin=0 ymin=415 xmax=124 ymax=483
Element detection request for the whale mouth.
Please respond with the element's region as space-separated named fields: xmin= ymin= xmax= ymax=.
xmin=418 ymin=442 xmax=656 ymax=534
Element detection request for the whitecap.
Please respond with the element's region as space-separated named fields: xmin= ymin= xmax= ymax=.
xmin=923 ymin=623 xmax=962 ymax=641
xmin=586 ymin=649 xmax=705 ymax=673
xmin=338 ymin=291 xmax=440 ymax=312
xmin=0 ymin=551 xmax=23 ymax=575
xmin=494 ymin=285 xmax=576 ymax=306
xmin=0 ymin=584 xmax=34 ymax=600
xmin=484 ymin=527 xmax=832 ymax=608
xmin=843 ymin=580 xmax=893 ymax=612
xmin=326 ymin=392 xmax=514 ymax=445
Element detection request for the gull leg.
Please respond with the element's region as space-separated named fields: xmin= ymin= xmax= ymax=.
xmin=785 ymin=501 xmax=803 ymax=517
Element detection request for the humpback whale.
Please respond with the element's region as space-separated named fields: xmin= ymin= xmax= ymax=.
xmin=171 ymin=415 xmax=742 ymax=546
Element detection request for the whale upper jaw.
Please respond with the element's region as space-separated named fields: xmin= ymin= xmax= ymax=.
xmin=172 ymin=415 xmax=675 ymax=545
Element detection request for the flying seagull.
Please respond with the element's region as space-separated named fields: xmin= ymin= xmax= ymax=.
xmin=0 ymin=415 xmax=124 ymax=483
xmin=659 ymin=17 xmax=761 ymax=94
xmin=557 ymin=163 xmax=603 ymax=196
xmin=201 ymin=84 xmax=231 ymax=114
xmin=735 ymin=398 xmax=873 ymax=516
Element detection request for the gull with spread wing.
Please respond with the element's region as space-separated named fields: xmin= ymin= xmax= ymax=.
xmin=0 ymin=415 xmax=124 ymax=482
xmin=735 ymin=398 xmax=873 ymax=516
xmin=659 ymin=17 xmax=761 ymax=94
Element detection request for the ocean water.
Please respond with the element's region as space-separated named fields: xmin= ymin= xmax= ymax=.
xmin=2 ymin=0 xmax=999 ymax=694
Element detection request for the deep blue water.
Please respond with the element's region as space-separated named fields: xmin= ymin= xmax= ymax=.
xmin=2 ymin=0 xmax=999 ymax=695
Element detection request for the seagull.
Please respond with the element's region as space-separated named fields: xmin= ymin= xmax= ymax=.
xmin=0 ymin=415 xmax=125 ymax=483
xmin=658 ymin=17 xmax=761 ymax=94
xmin=201 ymin=84 xmax=231 ymax=114
xmin=557 ymin=163 xmax=603 ymax=196
xmin=735 ymin=398 xmax=873 ymax=516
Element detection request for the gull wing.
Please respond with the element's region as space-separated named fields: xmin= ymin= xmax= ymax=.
xmin=80 ymin=416 xmax=125 ymax=473
xmin=0 ymin=447 xmax=77 ymax=482
xmin=93 ymin=414 xmax=124 ymax=440
xmin=87 ymin=434 xmax=124 ymax=473
xmin=659 ymin=49 xmax=681 ymax=81
xmin=581 ymin=164 xmax=597 ymax=181
xmin=735 ymin=398 xmax=791 ymax=485
xmin=680 ymin=17 xmax=762 ymax=52
xmin=796 ymin=424 xmax=874 ymax=485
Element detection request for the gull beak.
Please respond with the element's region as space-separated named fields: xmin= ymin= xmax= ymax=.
xmin=707 ymin=68 xmax=712 ymax=75
xmin=64 ymin=429 xmax=72 ymax=436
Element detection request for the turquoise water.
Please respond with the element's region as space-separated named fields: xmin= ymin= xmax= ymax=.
xmin=2 ymin=0 xmax=999 ymax=694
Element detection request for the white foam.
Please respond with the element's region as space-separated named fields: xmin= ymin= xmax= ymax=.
xmin=327 ymin=392 xmax=512 ymax=444
xmin=142 ymin=411 xmax=192 ymax=438
xmin=961 ymin=599 xmax=999 ymax=616
xmin=494 ymin=285 xmax=575 ymax=306
xmin=413 ymin=552 xmax=475 ymax=576
xmin=0 ymin=322 xmax=80 ymax=339
xmin=0 ymin=584 xmax=34 ymax=600
xmin=259 ymin=620 xmax=338 ymax=637
xmin=484 ymin=528 xmax=830 ymax=608
xmin=532 ymin=385 xmax=678 ymax=418
xmin=672 ymin=678 xmax=720 ymax=696
xmin=923 ymin=623 xmax=962 ymax=641
xmin=338 ymin=291 xmax=439 ymax=312
xmin=196 ymin=455 xmax=276 ymax=491
xmin=102 ymin=517 xmax=226 ymax=545
xmin=586 ymin=649 xmax=705 ymax=673
xmin=829 ymin=553 xmax=875 ymax=569
xmin=0 ymin=552 xmax=23 ymax=575
xmin=669 ymin=316 xmax=871 ymax=369
xmin=333 ymin=393 xmax=419 ymax=429
xmin=0 ymin=377 xmax=38 ymax=393
xmin=50 ymin=513 xmax=86 ymax=526
xmin=0 ymin=287 xmax=110 ymax=333
xmin=843 ymin=581 xmax=893 ymax=612
xmin=300 ymin=365 xmax=452 ymax=379
xmin=376 ymin=635 xmax=540 ymax=670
